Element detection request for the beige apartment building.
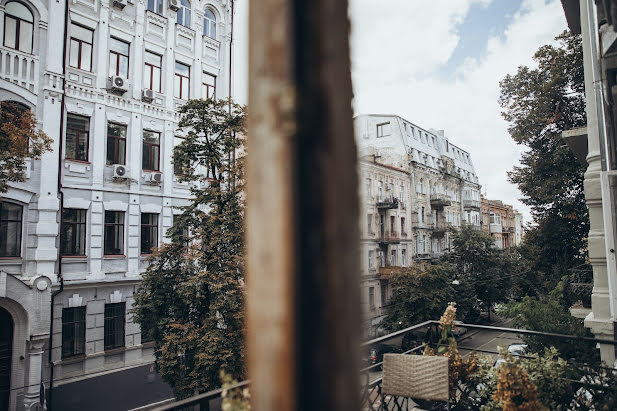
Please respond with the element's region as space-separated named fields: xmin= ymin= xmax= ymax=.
xmin=480 ymin=195 xmax=518 ymax=249
xmin=356 ymin=114 xmax=482 ymax=336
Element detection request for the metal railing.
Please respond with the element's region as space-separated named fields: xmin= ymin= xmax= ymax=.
xmin=141 ymin=380 xmax=250 ymax=411
xmin=359 ymin=320 xmax=617 ymax=410
xmin=139 ymin=320 xmax=617 ymax=411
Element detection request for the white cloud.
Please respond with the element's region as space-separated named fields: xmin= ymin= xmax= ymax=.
xmin=349 ymin=0 xmax=567 ymax=224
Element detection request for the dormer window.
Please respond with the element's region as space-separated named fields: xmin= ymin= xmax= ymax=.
xmin=4 ymin=2 xmax=34 ymax=54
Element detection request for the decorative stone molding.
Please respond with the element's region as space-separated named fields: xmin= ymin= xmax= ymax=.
xmin=110 ymin=290 xmax=123 ymax=303
xmin=68 ymin=293 xmax=84 ymax=307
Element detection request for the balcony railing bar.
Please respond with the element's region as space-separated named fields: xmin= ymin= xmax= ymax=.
xmin=148 ymin=380 xmax=250 ymax=411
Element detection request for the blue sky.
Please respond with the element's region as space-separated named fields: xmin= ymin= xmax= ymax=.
xmin=233 ymin=0 xmax=568 ymax=223
xmin=443 ymin=0 xmax=524 ymax=77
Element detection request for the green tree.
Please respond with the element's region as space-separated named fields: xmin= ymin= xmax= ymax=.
xmin=448 ymin=225 xmax=514 ymax=321
xmin=382 ymin=263 xmax=457 ymax=331
xmin=499 ymin=278 xmax=599 ymax=364
xmin=133 ymin=98 xmax=247 ymax=399
xmin=0 ymin=101 xmax=52 ymax=193
xmin=499 ymin=30 xmax=588 ymax=292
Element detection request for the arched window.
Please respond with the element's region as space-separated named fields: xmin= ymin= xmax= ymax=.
xmin=3 ymin=2 xmax=34 ymax=53
xmin=203 ymin=9 xmax=216 ymax=39
xmin=0 ymin=202 xmax=23 ymax=257
xmin=177 ymin=0 xmax=191 ymax=27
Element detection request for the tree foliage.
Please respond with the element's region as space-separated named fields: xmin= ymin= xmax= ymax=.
xmin=499 ymin=31 xmax=589 ymax=291
xmin=447 ymin=225 xmax=516 ymax=320
xmin=133 ymin=98 xmax=247 ymax=398
xmin=0 ymin=101 xmax=52 ymax=193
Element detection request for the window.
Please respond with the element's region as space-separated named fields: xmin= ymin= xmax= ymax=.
xmin=421 ymin=206 xmax=425 ymax=223
xmin=369 ymin=287 xmax=375 ymax=309
xmin=367 ymin=214 xmax=372 ymax=233
xmin=377 ymin=181 xmax=383 ymax=201
xmin=202 ymin=72 xmax=216 ymax=99
xmin=3 ymin=2 xmax=33 ymax=53
xmin=400 ymin=217 xmax=405 ymax=233
xmin=203 ymin=9 xmax=216 ymax=38
xmin=142 ymin=130 xmax=160 ymax=171
xmin=69 ymin=23 xmax=93 ymax=71
xmin=106 ymin=122 xmax=126 ymax=165
xmin=381 ymin=283 xmax=387 ymax=306
xmin=62 ymin=307 xmax=85 ymax=358
xmin=390 ymin=249 xmax=396 ymax=266
xmin=376 ymin=122 xmax=390 ymax=137
xmin=104 ymin=303 xmax=125 ymax=350
xmin=141 ymin=213 xmax=158 ymax=254
xmin=144 ymin=51 xmax=162 ymax=92
xmin=390 ymin=215 xmax=395 ymax=233
xmin=61 ymin=209 xmax=86 ymax=256
xmin=104 ymin=211 xmax=124 ymax=255
xmin=172 ymin=214 xmax=189 ymax=246
xmin=147 ymin=0 xmax=163 ymax=14
xmin=174 ymin=62 xmax=190 ymax=99
xmin=0 ymin=202 xmax=22 ymax=257
xmin=365 ymin=178 xmax=371 ymax=197
xmin=109 ymin=38 xmax=129 ymax=78
xmin=401 ymin=249 xmax=406 ymax=266
xmin=66 ymin=114 xmax=89 ymax=161
xmin=177 ymin=0 xmax=191 ymax=26
xmin=173 ymin=136 xmax=190 ymax=176
xmin=368 ymin=250 xmax=374 ymax=269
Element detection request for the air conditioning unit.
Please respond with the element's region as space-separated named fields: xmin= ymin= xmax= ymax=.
xmin=142 ymin=88 xmax=154 ymax=103
xmin=168 ymin=0 xmax=179 ymax=11
xmin=108 ymin=75 xmax=129 ymax=95
xmin=112 ymin=0 xmax=127 ymax=9
xmin=145 ymin=172 xmax=163 ymax=183
xmin=112 ymin=164 xmax=128 ymax=178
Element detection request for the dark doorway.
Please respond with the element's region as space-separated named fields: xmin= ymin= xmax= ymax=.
xmin=0 ymin=307 xmax=13 ymax=411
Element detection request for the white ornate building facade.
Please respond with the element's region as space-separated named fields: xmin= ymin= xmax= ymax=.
xmin=0 ymin=0 xmax=233 ymax=408
xmin=355 ymin=114 xmax=482 ymax=337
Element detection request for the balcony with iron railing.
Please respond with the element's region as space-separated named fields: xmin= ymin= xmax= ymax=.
xmin=429 ymin=194 xmax=451 ymax=209
xmin=463 ymin=199 xmax=481 ymax=210
xmin=376 ymin=196 xmax=399 ymax=209
xmin=379 ymin=231 xmax=400 ymax=244
xmin=144 ymin=320 xmax=617 ymax=411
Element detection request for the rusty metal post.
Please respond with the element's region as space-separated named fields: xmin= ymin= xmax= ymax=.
xmin=246 ymin=0 xmax=360 ymax=410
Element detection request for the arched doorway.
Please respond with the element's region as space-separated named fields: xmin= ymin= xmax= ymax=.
xmin=0 ymin=307 xmax=13 ymax=411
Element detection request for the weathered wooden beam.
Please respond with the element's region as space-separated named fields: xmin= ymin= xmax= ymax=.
xmin=246 ymin=0 xmax=360 ymax=409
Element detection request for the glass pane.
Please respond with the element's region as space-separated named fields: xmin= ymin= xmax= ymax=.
xmin=144 ymin=67 xmax=152 ymax=89
xmin=18 ymin=21 xmax=33 ymax=53
xmin=153 ymin=67 xmax=161 ymax=92
xmin=174 ymin=75 xmax=181 ymax=98
xmin=211 ymin=23 xmax=216 ymax=39
xmin=142 ymin=143 xmax=150 ymax=170
xmin=109 ymin=53 xmax=118 ymax=76
xmin=152 ymin=146 xmax=160 ymax=170
xmin=6 ymin=2 xmax=33 ymax=22
xmin=203 ymin=72 xmax=215 ymax=86
xmin=205 ymin=9 xmax=215 ymax=21
xmin=71 ymin=24 xmax=92 ymax=43
xmin=110 ymin=38 xmax=129 ymax=55
xmin=69 ymin=40 xmax=79 ymax=68
xmin=175 ymin=62 xmax=189 ymax=76
xmin=78 ymin=132 xmax=88 ymax=160
xmin=119 ymin=55 xmax=129 ymax=78
xmin=181 ymin=79 xmax=189 ymax=100
xmin=117 ymin=139 xmax=126 ymax=164
xmin=81 ymin=44 xmax=92 ymax=71
xmin=143 ymin=131 xmax=159 ymax=145
xmin=144 ymin=51 xmax=161 ymax=67
xmin=4 ymin=17 xmax=17 ymax=49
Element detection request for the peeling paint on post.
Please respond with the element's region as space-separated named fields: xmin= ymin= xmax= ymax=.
xmin=246 ymin=0 xmax=360 ymax=410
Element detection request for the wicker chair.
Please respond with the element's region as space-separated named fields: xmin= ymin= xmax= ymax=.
xmin=381 ymin=354 xmax=449 ymax=410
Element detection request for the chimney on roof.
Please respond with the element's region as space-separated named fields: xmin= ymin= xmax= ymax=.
xmin=437 ymin=130 xmax=445 ymax=136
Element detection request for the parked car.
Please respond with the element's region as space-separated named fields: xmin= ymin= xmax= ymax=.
xmin=362 ymin=343 xmax=403 ymax=370
xmin=493 ymin=344 xmax=528 ymax=368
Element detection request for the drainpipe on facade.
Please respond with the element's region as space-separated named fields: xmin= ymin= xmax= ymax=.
xmin=48 ymin=0 xmax=69 ymax=407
